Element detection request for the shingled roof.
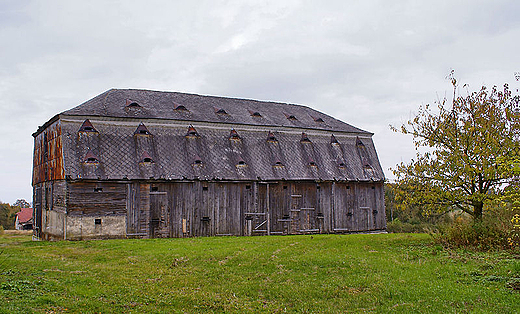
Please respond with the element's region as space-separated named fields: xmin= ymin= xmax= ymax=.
xmin=57 ymin=89 xmax=370 ymax=134
xmin=36 ymin=89 xmax=385 ymax=182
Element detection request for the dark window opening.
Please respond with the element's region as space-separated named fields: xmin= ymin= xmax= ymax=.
xmin=143 ymin=157 xmax=153 ymax=163
xmin=267 ymin=131 xmax=277 ymax=142
xmin=287 ymin=115 xmax=297 ymax=121
xmin=371 ymin=186 xmax=375 ymax=190
xmin=283 ymin=185 xmax=288 ymax=190
xmin=251 ymin=111 xmax=262 ymax=117
xmin=316 ymin=185 xmax=320 ymax=190
xmin=317 ymin=212 xmax=324 ymax=218
xmin=373 ymin=210 xmax=378 ymax=215
xmin=245 ymin=185 xmax=251 ymax=190
xmin=79 ymin=119 xmax=97 ymax=133
xmin=274 ymin=161 xmax=283 ymax=166
xmin=347 ymin=212 xmax=353 ymax=217
xmin=139 ymin=130 xmax=149 ymax=135
xmin=151 ymin=186 xmax=158 ymax=192
xmin=86 ymin=157 xmax=98 ymax=163
xmin=229 ymin=129 xmax=240 ymax=139
xmin=346 ymin=186 xmax=350 ymax=190
xmin=314 ymin=117 xmax=324 ymax=123
xmin=94 ymin=187 xmax=103 ymax=192
xmin=283 ymin=214 xmax=290 ymax=220
xmin=309 ymin=161 xmax=316 ymax=166
xmin=194 ymin=159 xmax=203 ymax=165
xmin=127 ymin=102 xmax=140 ymax=107
xmin=186 ymin=125 xmax=199 ymax=137
xmin=216 ymin=108 xmax=227 ymax=114
xmin=339 ymin=163 xmax=346 ymax=168
xmin=237 ymin=160 xmax=246 ymax=165
xmin=301 ymin=132 xmax=311 ymax=143
xmin=201 ymin=216 xmax=210 ymax=222
xmin=95 ymin=219 xmax=102 ymax=225
xmin=202 ymin=186 xmax=208 ymax=191
xmin=175 ymin=105 xmax=188 ymax=111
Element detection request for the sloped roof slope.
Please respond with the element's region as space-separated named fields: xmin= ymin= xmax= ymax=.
xmin=16 ymin=208 xmax=33 ymax=223
xmin=61 ymin=89 xmax=370 ymax=134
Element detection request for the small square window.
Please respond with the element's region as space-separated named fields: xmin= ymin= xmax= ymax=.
xmin=245 ymin=185 xmax=251 ymax=190
xmin=151 ymin=186 xmax=158 ymax=192
xmin=95 ymin=219 xmax=102 ymax=225
xmin=202 ymin=186 xmax=208 ymax=191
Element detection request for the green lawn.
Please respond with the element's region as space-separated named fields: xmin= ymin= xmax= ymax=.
xmin=0 ymin=233 xmax=518 ymax=313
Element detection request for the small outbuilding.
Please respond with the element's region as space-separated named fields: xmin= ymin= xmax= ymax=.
xmin=15 ymin=207 xmax=33 ymax=230
xmin=32 ymin=89 xmax=385 ymax=240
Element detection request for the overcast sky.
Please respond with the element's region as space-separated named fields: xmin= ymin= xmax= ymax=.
xmin=0 ymin=0 xmax=519 ymax=204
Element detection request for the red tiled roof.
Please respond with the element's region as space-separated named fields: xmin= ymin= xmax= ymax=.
xmin=16 ymin=208 xmax=33 ymax=223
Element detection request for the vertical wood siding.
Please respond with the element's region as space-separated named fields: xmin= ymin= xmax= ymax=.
xmin=36 ymin=180 xmax=385 ymax=239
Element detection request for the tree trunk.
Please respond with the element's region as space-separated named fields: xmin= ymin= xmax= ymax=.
xmin=473 ymin=201 xmax=483 ymax=221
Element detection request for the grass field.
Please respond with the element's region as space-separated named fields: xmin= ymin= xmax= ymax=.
xmin=0 ymin=233 xmax=518 ymax=313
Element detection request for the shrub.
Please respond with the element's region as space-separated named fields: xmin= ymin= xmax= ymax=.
xmin=0 ymin=225 xmax=4 ymax=235
xmin=386 ymin=218 xmax=436 ymax=233
xmin=433 ymin=208 xmax=510 ymax=250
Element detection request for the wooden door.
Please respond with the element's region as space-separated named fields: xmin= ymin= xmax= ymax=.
xmin=149 ymin=191 xmax=168 ymax=238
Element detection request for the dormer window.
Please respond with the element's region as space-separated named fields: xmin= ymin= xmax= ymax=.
xmin=285 ymin=113 xmax=298 ymax=121
xmin=273 ymin=159 xmax=284 ymax=167
xmin=312 ymin=116 xmax=324 ymax=123
xmin=267 ymin=131 xmax=277 ymax=142
xmin=236 ymin=157 xmax=247 ymax=167
xmin=186 ymin=125 xmax=199 ymax=137
xmin=134 ymin=123 xmax=151 ymax=136
xmin=308 ymin=158 xmax=317 ymax=167
xmin=79 ymin=119 xmax=98 ymax=133
xmin=84 ymin=151 xmax=99 ymax=164
xmin=215 ymin=107 xmax=228 ymax=115
xmin=339 ymin=162 xmax=346 ymax=168
xmin=126 ymin=99 xmax=141 ymax=108
xmin=300 ymin=132 xmax=311 ymax=143
xmin=174 ymin=104 xmax=188 ymax=111
xmin=229 ymin=129 xmax=240 ymax=140
xmin=140 ymin=151 xmax=154 ymax=163
xmin=331 ymin=134 xmax=339 ymax=145
xmin=249 ymin=110 xmax=262 ymax=117
xmin=193 ymin=155 xmax=203 ymax=165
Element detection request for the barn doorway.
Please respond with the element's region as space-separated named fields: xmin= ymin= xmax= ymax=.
xmin=149 ymin=190 xmax=169 ymax=238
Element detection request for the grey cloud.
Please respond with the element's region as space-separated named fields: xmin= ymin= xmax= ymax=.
xmin=0 ymin=0 xmax=519 ymax=203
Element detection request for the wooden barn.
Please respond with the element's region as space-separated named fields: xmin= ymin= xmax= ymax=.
xmin=32 ymin=89 xmax=386 ymax=240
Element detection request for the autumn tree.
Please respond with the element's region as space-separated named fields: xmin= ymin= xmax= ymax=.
xmin=12 ymin=199 xmax=31 ymax=208
xmin=392 ymin=76 xmax=515 ymax=221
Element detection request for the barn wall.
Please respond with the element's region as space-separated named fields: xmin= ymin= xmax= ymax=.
xmin=35 ymin=179 xmax=385 ymax=240
xmin=332 ymin=181 xmax=385 ymax=232
xmin=66 ymin=215 xmax=126 ymax=240
xmin=65 ymin=181 xmax=127 ymax=239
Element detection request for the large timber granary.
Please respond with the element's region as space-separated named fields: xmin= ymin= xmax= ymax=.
xmin=32 ymin=89 xmax=386 ymax=240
